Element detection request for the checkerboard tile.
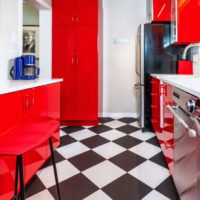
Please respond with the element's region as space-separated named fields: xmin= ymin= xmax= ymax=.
xmin=129 ymin=160 xmax=170 ymax=189
xmin=129 ymin=142 xmax=161 ymax=159
xmin=25 ymin=118 xmax=180 ymax=200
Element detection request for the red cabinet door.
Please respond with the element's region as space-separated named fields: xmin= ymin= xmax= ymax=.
xmin=0 ymin=91 xmax=23 ymax=135
xmin=75 ymin=0 xmax=98 ymax=26
xmin=74 ymin=26 xmax=98 ymax=121
xmin=47 ymin=83 xmax=60 ymax=122
xmin=147 ymin=0 xmax=170 ymax=22
xmin=46 ymin=83 xmax=61 ymax=153
xmin=52 ymin=26 xmax=76 ymax=121
xmin=34 ymin=86 xmax=48 ymax=121
xmin=162 ymin=83 xmax=174 ymax=173
xmin=153 ymin=0 xmax=170 ymax=21
xmin=171 ymin=0 xmax=200 ymax=44
xmin=151 ymin=78 xmax=161 ymax=133
xmin=0 ymin=91 xmax=23 ymax=200
xmin=52 ymin=0 xmax=75 ymax=26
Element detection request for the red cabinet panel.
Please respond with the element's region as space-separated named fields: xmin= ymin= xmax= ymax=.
xmin=75 ymin=26 xmax=98 ymax=121
xmin=147 ymin=0 xmax=171 ymax=22
xmin=53 ymin=26 xmax=76 ymax=121
xmin=153 ymin=0 xmax=171 ymax=21
xmin=151 ymin=78 xmax=161 ymax=133
xmin=0 ymin=83 xmax=60 ymax=200
xmin=171 ymin=0 xmax=200 ymax=44
xmin=75 ymin=0 xmax=98 ymax=26
xmin=47 ymin=83 xmax=61 ymax=121
xmin=53 ymin=0 xmax=75 ymax=26
xmin=52 ymin=0 xmax=97 ymax=26
xmin=34 ymin=86 xmax=48 ymax=121
xmin=0 ymin=91 xmax=23 ymax=135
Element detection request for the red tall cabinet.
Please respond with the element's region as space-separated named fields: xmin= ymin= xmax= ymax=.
xmin=52 ymin=0 xmax=98 ymax=125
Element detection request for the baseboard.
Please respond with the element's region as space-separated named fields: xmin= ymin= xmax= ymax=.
xmin=61 ymin=120 xmax=99 ymax=126
xmin=98 ymin=112 xmax=138 ymax=118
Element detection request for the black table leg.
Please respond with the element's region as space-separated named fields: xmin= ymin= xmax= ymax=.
xmin=18 ymin=155 xmax=25 ymax=200
xmin=15 ymin=156 xmax=19 ymax=200
xmin=49 ymin=137 xmax=61 ymax=200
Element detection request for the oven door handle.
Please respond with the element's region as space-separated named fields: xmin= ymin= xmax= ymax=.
xmin=191 ymin=117 xmax=200 ymax=134
xmin=167 ymin=105 xmax=197 ymax=137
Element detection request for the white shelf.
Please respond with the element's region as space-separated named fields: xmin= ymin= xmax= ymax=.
xmin=25 ymin=0 xmax=51 ymax=10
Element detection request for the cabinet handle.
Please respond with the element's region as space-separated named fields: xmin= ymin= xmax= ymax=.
xmin=31 ymin=94 xmax=35 ymax=107
xmin=72 ymin=56 xmax=75 ymax=65
xmin=71 ymin=17 xmax=74 ymax=23
xmin=76 ymin=17 xmax=79 ymax=23
xmin=160 ymin=84 xmax=167 ymax=96
xmin=25 ymin=95 xmax=29 ymax=111
xmin=76 ymin=56 xmax=79 ymax=65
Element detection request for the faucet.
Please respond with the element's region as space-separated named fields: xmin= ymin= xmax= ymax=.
xmin=182 ymin=43 xmax=200 ymax=60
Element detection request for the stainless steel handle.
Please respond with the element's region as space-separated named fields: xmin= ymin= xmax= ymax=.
xmin=167 ymin=105 xmax=197 ymax=137
xmin=172 ymin=24 xmax=176 ymax=39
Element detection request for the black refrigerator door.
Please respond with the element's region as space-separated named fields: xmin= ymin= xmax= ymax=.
xmin=142 ymin=23 xmax=185 ymax=132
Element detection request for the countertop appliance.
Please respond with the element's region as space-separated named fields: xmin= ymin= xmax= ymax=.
xmin=135 ymin=23 xmax=185 ymax=132
xmin=10 ymin=55 xmax=39 ymax=80
xmin=167 ymin=87 xmax=200 ymax=200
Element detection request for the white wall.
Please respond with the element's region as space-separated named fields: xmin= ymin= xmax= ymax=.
xmin=39 ymin=10 xmax=52 ymax=79
xmin=23 ymin=3 xmax=39 ymax=25
xmin=103 ymin=0 xmax=146 ymax=117
xmin=0 ymin=0 xmax=23 ymax=82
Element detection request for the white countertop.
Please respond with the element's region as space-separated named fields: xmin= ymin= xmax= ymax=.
xmin=151 ymin=74 xmax=200 ymax=97
xmin=0 ymin=79 xmax=63 ymax=95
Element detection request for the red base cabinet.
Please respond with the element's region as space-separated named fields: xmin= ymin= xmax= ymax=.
xmin=0 ymin=83 xmax=60 ymax=200
xmin=52 ymin=0 xmax=99 ymax=126
xmin=147 ymin=0 xmax=171 ymax=23
xmin=171 ymin=0 xmax=200 ymax=44
xmin=151 ymin=78 xmax=174 ymax=174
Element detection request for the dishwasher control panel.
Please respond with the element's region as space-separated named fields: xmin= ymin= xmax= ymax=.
xmin=172 ymin=87 xmax=200 ymax=116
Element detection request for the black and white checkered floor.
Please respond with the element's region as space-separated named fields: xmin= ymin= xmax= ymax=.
xmin=25 ymin=118 xmax=180 ymax=200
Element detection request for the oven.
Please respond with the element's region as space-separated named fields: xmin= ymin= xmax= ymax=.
xmin=166 ymin=87 xmax=200 ymax=200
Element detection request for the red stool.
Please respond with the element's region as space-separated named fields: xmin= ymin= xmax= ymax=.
xmin=0 ymin=120 xmax=61 ymax=200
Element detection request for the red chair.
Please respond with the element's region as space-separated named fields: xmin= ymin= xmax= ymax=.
xmin=0 ymin=120 xmax=61 ymax=200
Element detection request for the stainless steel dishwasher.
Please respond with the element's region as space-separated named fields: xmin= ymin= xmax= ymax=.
xmin=167 ymin=87 xmax=200 ymax=200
